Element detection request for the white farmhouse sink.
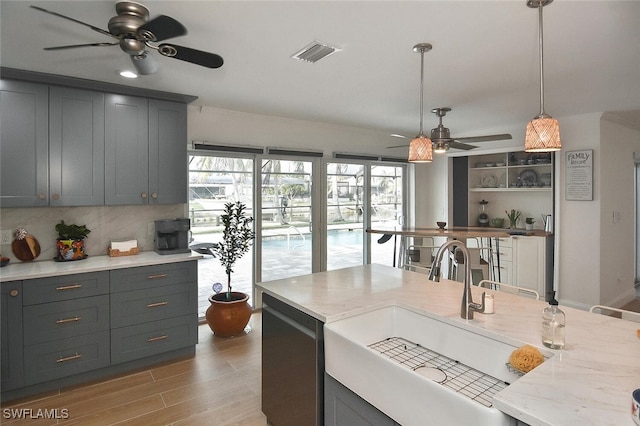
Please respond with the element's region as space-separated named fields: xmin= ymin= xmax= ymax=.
xmin=324 ymin=306 xmax=527 ymax=426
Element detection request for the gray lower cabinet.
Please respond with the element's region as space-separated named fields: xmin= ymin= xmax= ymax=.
xmin=105 ymin=95 xmax=187 ymax=205
xmin=0 ymin=80 xmax=49 ymax=207
xmin=0 ymin=260 xmax=198 ymax=400
xmin=1 ymin=281 xmax=24 ymax=391
xmin=325 ymin=373 xmax=399 ymax=426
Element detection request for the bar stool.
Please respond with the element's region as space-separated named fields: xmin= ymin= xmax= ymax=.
xmin=589 ymin=305 xmax=640 ymax=322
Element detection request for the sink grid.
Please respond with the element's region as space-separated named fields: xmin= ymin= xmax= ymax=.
xmin=368 ymin=337 xmax=508 ymax=408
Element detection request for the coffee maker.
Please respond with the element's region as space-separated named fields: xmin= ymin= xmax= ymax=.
xmin=154 ymin=218 xmax=191 ymax=255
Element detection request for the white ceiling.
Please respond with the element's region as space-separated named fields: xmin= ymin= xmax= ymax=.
xmin=2 ymin=1 xmax=640 ymax=151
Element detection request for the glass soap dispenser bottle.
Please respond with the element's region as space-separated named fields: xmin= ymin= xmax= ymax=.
xmin=542 ymin=291 xmax=565 ymax=349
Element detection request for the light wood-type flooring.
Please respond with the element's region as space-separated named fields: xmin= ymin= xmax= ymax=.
xmin=1 ymin=313 xmax=268 ymax=426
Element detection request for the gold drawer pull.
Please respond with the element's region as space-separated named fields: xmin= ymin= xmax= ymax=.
xmin=147 ymin=335 xmax=168 ymax=342
xmin=56 ymin=353 xmax=82 ymax=363
xmin=146 ymin=301 xmax=168 ymax=308
xmin=146 ymin=273 xmax=167 ymax=280
xmin=56 ymin=284 xmax=83 ymax=291
xmin=56 ymin=316 xmax=82 ymax=324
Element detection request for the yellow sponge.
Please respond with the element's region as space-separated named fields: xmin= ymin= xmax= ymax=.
xmin=509 ymin=345 xmax=544 ymax=373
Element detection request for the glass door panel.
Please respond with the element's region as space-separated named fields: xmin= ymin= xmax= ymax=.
xmin=326 ymin=162 xmax=365 ymax=270
xmin=189 ymin=155 xmax=254 ymax=316
xmin=370 ymin=164 xmax=404 ymax=267
xmin=261 ymin=158 xmax=313 ymax=281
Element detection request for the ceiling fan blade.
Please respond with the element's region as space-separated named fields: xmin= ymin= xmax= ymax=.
xmin=158 ymin=43 xmax=224 ymax=68
xmin=138 ymin=15 xmax=187 ymax=42
xmin=30 ymin=5 xmax=114 ymax=38
xmin=454 ymin=133 xmax=512 ymax=143
xmin=386 ymin=144 xmax=410 ymax=149
xmin=43 ymin=42 xmax=118 ymax=51
xmin=448 ymin=141 xmax=477 ymax=151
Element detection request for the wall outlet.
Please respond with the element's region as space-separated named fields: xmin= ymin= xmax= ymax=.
xmin=1 ymin=229 xmax=13 ymax=245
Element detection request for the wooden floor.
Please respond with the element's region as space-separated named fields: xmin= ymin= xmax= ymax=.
xmin=621 ymin=297 xmax=640 ymax=313
xmin=1 ymin=313 xmax=268 ymax=426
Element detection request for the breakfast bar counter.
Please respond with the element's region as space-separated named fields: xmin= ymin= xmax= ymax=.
xmin=257 ymin=264 xmax=639 ymax=426
xmin=367 ymin=225 xmax=551 ymax=239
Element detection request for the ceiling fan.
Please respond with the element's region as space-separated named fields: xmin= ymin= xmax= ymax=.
xmin=30 ymin=1 xmax=223 ymax=75
xmin=388 ymin=107 xmax=512 ymax=152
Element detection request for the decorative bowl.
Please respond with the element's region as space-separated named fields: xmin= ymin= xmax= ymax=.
xmin=436 ymin=221 xmax=446 ymax=230
xmin=0 ymin=257 xmax=9 ymax=267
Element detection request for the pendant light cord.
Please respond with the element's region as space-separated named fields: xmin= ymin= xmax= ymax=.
xmin=538 ymin=2 xmax=545 ymax=116
xmin=419 ymin=48 xmax=425 ymax=135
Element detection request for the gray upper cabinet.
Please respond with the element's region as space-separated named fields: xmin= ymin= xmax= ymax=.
xmin=0 ymin=80 xmax=49 ymax=207
xmin=49 ymin=86 xmax=105 ymax=206
xmin=105 ymin=94 xmax=149 ymax=205
xmin=105 ymin=95 xmax=187 ymax=205
xmin=149 ymin=99 xmax=187 ymax=204
xmin=0 ymin=82 xmax=104 ymax=207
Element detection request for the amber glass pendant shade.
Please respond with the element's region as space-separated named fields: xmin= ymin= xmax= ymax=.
xmin=408 ymin=135 xmax=433 ymax=162
xmin=525 ymin=116 xmax=561 ymax=152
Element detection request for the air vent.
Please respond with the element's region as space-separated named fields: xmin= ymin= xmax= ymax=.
xmin=291 ymin=41 xmax=341 ymax=63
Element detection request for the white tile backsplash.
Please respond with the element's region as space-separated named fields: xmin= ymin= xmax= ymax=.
xmin=0 ymin=204 xmax=185 ymax=262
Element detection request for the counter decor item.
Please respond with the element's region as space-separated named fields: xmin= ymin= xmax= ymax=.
xmin=0 ymin=256 xmax=9 ymax=267
xmin=542 ymin=291 xmax=565 ymax=350
xmin=205 ymin=201 xmax=255 ymax=337
xmin=632 ymin=389 xmax=640 ymax=426
xmin=108 ymin=239 xmax=139 ymax=257
xmin=490 ymin=218 xmax=504 ymax=228
xmin=11 ymin=228 xmax=41 ymax=261
xmin=55 ymin=220 xmax=90 ymax=261
xmin=478 ymin=199 xmax=489 ymax=227
xmin=436 ymin=221 xmax=446 ymax=230
xmin=525 ymin=217 xmax=535 ymax=231
xmin=505 ymin=209 xmax=521 ymax=229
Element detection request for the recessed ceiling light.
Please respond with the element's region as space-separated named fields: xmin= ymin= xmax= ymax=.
xmin=119 ymin=70 xmax=138 ymax=79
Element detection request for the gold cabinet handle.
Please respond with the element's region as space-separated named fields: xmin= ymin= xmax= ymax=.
xmin=146 ymin=301 xmax=168 ymax=308
xmin=141 ymin=192 xmax=148 ymax=199
xmin=147 ymin=335 xmax=168 ymax=342
xmin=56 ymin=284 xmax=83 ymax=291
xmin=51 ymin=193 xmax=60 ymax=200
xmin=151 ymin=192 xmax=158 ymax=199
xmin=9 ymin=289 xmax=19 ymax=297
xmin=38 ymin=193 xmax=46 ymax=200
xmin=56 ymin=316 xmax=82 ymax=324
xmin=56 ymin=353 xmax=82 ymax=363
xmin=146 ymin=273 xmax=167 ymax=280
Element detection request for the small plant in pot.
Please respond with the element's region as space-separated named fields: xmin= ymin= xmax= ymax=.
xmin=525 ymin=217 xmax=535 ymax=231
xmin=206 ymin=201 xmax=255 ymax=337
xmin=55 ymin=220 xmax=90 ymax=261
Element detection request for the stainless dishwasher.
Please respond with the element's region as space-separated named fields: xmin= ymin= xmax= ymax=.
xmin=262 ymin=293 xmax=324 ymax=426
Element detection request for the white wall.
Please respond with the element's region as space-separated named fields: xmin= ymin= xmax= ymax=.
xmin=598 ymin=114 xmax=640 ymax=306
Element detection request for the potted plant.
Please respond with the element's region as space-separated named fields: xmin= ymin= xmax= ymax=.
xmin=505 ymin=209 xmax=521 ymax=229
xmin=55 ymin=220 xmax=90 ymax=260
xmin=525 ymin=217 xmax=535 ymax=231
xmin=205 ymin=201 xmax=255 ymax=337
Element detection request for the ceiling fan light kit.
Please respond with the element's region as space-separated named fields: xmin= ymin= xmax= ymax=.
xmin=408 ymin=43 xmax=433 ymax=163
xmin=525 ymin=0 xmax=561 ymax=152
xmin=30 ymin=1 xmax=224 ymax=76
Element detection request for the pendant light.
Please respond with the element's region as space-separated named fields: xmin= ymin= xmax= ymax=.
xmin=525 ymin=0 xmax=561 ymax=152
xmin=408 ymin=43 xmax=433 ymax=163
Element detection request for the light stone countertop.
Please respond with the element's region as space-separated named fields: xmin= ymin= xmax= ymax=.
xmin=256 ymin=263 xmax=640 ymax=426
xmin=0 ymin=251 xmax=202 ymax=282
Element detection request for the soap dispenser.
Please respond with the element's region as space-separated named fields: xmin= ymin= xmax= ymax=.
xmin=542 ymin=291 xmax=565 ymax=349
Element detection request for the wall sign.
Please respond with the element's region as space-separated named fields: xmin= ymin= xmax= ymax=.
xmin=565 ymin=149 xmax=593 ymax=201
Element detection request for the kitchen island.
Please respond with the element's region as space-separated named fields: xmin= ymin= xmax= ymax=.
xmin=257 ymin=264 xmax=639 ymax=426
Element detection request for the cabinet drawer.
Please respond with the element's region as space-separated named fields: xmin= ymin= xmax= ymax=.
xmin=23 ymin=295 xmax=109 ymax=345
xmin=110 ymin=262 xmax=197 ymax=293
xmin=111 ymin=314 xmax=198 ymax=364
xmin=494 ymin=246 xmax=513 ymax=262
xmin=23 ymin=271 xmax=109 ymax=305
xmin=111 ymin=283 xmax=197 ymax=328
xmin=24 ymin=331 xmax=110 ymax=386
xmin=494 ymin=237 xmax=512 ymax=248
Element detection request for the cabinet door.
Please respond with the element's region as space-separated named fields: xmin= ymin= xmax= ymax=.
xmin=1 ymin=281 xmax=24 ymax=391
xmin=148 ymin=99 xmax=187 ymax=204
xmin=105 ymin=94 xmax=149 ymax=205
xmin=513 ymin=237 xmax=545 ymax=295
xmin=0 ymin=80 xmax=48 ymax=207
xmin=49 ymin=86 xmax=105 ymax=206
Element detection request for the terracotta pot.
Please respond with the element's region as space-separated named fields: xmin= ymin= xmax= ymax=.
xmin=205 ymin=291 xmax=252 ymax=337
